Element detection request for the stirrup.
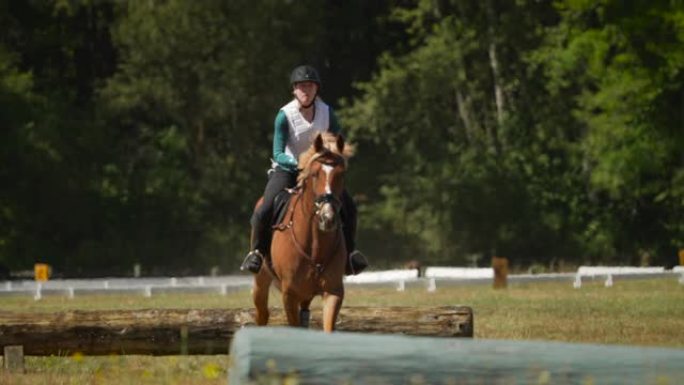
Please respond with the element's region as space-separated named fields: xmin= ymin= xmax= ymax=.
xmin=240 ymin=250 xmax=264 ymax=273
xmin=345 ymin=250 xmax=368 ymax=276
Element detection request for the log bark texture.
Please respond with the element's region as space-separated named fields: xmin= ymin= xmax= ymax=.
xmin=0 ymin=306 xmax=472 ymax=355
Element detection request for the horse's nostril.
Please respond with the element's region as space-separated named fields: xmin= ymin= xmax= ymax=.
xmin=323 ymin=204 xmax=334 ymax=218
xmin=318 ymin=208 xmax=337 ymax=231
xmin=321 ymin=214 xmax=333 ymax=224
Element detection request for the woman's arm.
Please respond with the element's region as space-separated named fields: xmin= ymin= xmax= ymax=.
xmin=272 ymin=110 xmax=298 ymax=171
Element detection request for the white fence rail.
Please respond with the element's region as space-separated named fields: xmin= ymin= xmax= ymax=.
xmin=0 ymin=275 xmax=253 ymax=300
xmin=577 ymin=266 xmax=666 ymax=276
xmin=344 ymin=269 xmax=419 ymax=284
xmin=0 ymin=266 xmax=681 ymax=299
xmin=424 ymin=267 xmax=493 ymax=279
xmin=572 ymin=265 xmax=677 ymax=288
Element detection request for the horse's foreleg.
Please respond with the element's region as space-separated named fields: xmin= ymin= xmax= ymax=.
xmin=322 ymin=291 xmax=344 ymax=332
xmin=299 ymin=299 xmax=312 ymax=328
xmin=282 ymin=290 xmax=300 ymax=327
xmin=253 ymin=269 xmax=272 ymax=325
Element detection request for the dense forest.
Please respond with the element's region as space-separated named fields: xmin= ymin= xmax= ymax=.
xmin=1 ymin=0 xmax=683 ymax=276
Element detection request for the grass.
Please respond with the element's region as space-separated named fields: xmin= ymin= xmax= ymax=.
xmin=1 ymin=277 xmax=683 ymax=384
xmin=0 ymin=355 xmax=225 ymax=385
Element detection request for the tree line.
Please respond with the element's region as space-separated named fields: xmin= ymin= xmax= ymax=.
xmin=1 ymin=0 xmax=682 ymax=276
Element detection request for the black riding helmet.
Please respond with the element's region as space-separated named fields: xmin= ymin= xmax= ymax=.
xmin=290 ymin=65 xmax=321 ymax=87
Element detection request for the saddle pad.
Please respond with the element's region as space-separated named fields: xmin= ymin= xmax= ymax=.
xmin=271 ymin=189 xmax=293 ymax=227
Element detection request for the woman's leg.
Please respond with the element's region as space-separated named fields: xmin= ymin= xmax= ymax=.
xmin=241 ymin=168 xmax=297 ymax=273
xmin=341 ymin=190 xmax=368 ymax=275
xmin=340 ymin=190 xmax=357 ymax=252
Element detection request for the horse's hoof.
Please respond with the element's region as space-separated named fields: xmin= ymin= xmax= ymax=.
xmin=300 ymin=309 xmax=310 ymax=328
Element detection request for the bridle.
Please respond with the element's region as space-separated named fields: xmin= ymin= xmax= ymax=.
xmin=275 ymin=155 xmax=345 ymax=275
xmin=314 ymin=193 xmax=342 ymax=225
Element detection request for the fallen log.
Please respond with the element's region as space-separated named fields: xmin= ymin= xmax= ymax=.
xmin=0 ymin=306 xmax=472 ymax=355
xmin=229 ymin=327 xmax=684 ymax=385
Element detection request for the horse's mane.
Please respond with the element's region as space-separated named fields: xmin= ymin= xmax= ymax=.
xmin=297 ymin=133 xmax=355 ymax=186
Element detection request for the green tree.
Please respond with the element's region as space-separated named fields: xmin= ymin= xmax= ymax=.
xmin=0 ymin=0 xmax=118 ymax=273
xmin=536 ymin=0 xmax=684 ymax=265
xmin=1 ymin=0 xmax=403 ymax=274
xmin=341 ymin=0 xmax=580 ymax=267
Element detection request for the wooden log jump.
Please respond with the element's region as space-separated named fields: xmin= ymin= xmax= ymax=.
xmin=229 ymin=327 xmax=684 ymax=385
xmin=0 ymin=306 xmax=472 ymax=356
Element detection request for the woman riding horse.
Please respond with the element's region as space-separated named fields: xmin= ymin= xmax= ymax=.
xmin=241 ymin=65 xmax=368 ymax=275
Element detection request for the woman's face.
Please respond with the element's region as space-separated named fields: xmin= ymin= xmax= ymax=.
xmin=293 ymin=81 xmax=319 ymax=107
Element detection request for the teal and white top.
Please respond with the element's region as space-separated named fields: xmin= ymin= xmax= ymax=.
xmin=271 ymin=97 xmax=342 ymax=173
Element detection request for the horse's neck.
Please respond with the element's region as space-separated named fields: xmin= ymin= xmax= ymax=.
xmin=296 ymin=185 xmax=315 ymax=218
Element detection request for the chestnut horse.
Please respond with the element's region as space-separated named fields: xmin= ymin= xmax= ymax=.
xmin=253 ymin=132 xmax=353 ymax=332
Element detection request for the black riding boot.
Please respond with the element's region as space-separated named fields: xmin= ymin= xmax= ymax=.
xmin=341 ymin=191 xmax=368 ymax=275
xmin=240 ymin=214 xmax=268 ymax=273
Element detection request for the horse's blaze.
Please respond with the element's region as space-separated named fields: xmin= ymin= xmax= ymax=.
xmin=318 ymin=164 xmax=338 ymax=232
xmin=321 ymin=164 xmax=333 ymax=194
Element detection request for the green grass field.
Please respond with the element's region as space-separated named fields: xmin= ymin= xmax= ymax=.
xmin=1 ymin=277 xmax=683 ymax=384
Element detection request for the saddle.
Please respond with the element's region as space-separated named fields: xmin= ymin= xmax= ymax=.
xmin=261 ymin=188 xmax=297 ymax=257
xmin=271 ymin=189 xmax=295 ymax=228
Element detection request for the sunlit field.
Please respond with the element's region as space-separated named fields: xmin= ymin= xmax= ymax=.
xmin=1 ymin=277 xmax=683 ymax=384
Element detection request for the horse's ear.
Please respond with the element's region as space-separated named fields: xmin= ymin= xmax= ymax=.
xmin=336 ymin=134 xmax=345 ymax=154
xmin=313 ymin=133 xmax=324 ymax=152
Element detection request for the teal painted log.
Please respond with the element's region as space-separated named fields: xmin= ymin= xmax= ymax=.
xmin=228 ymin=327 xmax=684 ymax=385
